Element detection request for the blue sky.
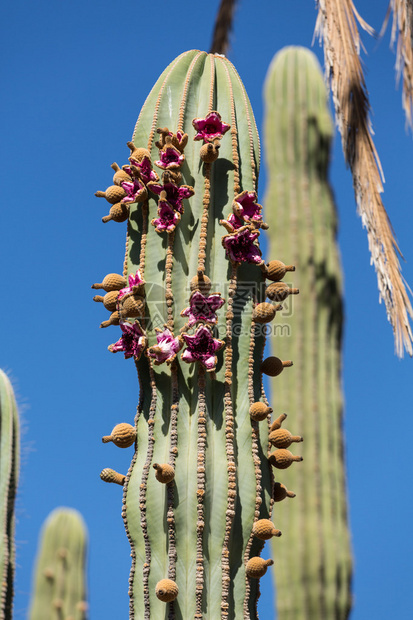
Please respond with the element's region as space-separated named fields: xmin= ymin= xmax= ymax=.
xmin=1 ymin=1 xmax=412 ymax=618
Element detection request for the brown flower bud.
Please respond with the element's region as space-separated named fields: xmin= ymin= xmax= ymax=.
xmin=126 ymin=143 xmax=151 ymax=163
xmin=155 ymin=578 xmax=179 ymax=602
xmin=100 ymin=468 xmax=125 ymax=485
xmin=93 ymin=290 xmax=119 ymax=312
xmin=269 ymin=413 xmax=287 ymax=432
xmin=269 ymin=428 xmax=303 ymax=448
xmin=249 ymin=402 xmax=273 ymax=422
xmin=200 ymin=141 xmax=220 ymax=163
xmin=91 ymin=273 xmax=126 ymax=292
xmin=253 ymin=302 xmax=279 ymax=324
xmin=190 ymin=270 xmax=212 ymax=295
xmin=153 ymin=463 xmax=175 ymax=484
xmin=111 ymin=162 xmax=132 ymax=186
xmin=102 ymin=202 xmax=129 ymax=223
xmin=272 ymin=482 xmax=296 ymax=502
xmin=245 ymin=557 xmax=273 ymax=579
xmin=95 ymin=185 xmax=127 ymax=204
xmin=119 ymin=294 xmax=145 ymax=318
xmin=252 ymin=519 xmax=282 ymax=540
xmin=266 ymin=260 xmax=295 ymax=282
xmin=261 ymin=357 xmax=293 ymax=377
xmin=266 ymin=281 xmax=299 ymax=302
xmin=99 ymin=311 xmax=120 ymax=329
xmin=102 ymin=423 xmax=136 ymax=448
xmin=269 ymin=449 xmax=303 ymax=470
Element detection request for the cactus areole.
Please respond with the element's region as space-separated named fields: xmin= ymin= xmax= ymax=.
xmin=94 ymin=50 xmax=301 ymax=619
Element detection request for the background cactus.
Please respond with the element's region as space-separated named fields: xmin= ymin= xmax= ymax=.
xmin=94 ymin=49 xmax=301 ymax=619
xmin=0 ymin=370 xmax=19 ymax=620
xmin=29 ymin=508 xmax=88 ymax=620
xmin=263 ymin=47 xmax=352 ymax=619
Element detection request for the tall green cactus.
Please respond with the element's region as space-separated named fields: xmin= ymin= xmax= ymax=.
xmin=94 ymin=49 xmax=301 ymax=619
xmin=0 ymin=370 xmax=19 ymax=620
xmin=263 ymin=47 xmax=352 ymax=619
xmin=29 ymin=508 xmax=88 ymax=620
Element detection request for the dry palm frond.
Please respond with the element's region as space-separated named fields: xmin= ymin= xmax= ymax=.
xmin=315 ymin=0 xmax=413 ymax=356
xmin=209 ymin=0 xmax=239 ymax=55
xmin=386 ymin=0 xmax=413 ymax=129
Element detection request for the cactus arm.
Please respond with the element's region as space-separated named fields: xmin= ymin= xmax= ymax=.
xmin=0 ymin=370 xmax=19 ymax=620
xmin=263 ymin=46 xmax=352 ymax=620
xmin=29 ymin=508 xmax=88 ymax=620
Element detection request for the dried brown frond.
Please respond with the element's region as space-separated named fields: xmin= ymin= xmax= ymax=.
xmin=209 ymin=0 xmax=239 ymax=55
xmin=315 ymin=0 xmax=413 ymax=356
xmin=386 ymin=0 xmax=413 ymax=128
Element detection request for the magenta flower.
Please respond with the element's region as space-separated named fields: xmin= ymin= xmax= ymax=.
xmin=222 ymin=226 xmax=263 ymax=265
xmin=108 ymin=321 xmax=147 ymax=360
xmin=233 ymin=191 xmax=263 ymax=223
xmin=220 ymin=212 xmax=244 ymax=233
xmin=181 ymin=291 xmax=225 ymax=327
xmin=127 ymin=156 xmax=159 ymax=185
xmin=121 ymin=178 xmax=148 ymax=204
xmin=118 ymin=270 xmax=145 ymax=300
xmin=181 ymin=325 xmax=225 ymax=372
xmin=151 ymin=200 xmax=181 ymax=233
xmin=147 ymin=181 xmax=194 ymax=213
xmin=146 ymin=328 xmax=183 ymax=365
xmin=192 ymin=111 xmax=230 ymax=142
xmin=154 ymin=146 xmax=185 ymax=170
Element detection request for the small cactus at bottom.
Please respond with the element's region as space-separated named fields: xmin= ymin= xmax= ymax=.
xmin=29 ymin=508 xmax=88 ymax=620
xmin=0 ymin=370 xmax=19 ymax=620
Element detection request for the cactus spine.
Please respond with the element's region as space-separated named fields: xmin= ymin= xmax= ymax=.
xmin=0 ymin=370 xmax=19 ymax=620
xmin=29 ymin=508 xmax=88 ymax=620
xmin=263 ymin=47 xmax=352 ymax=619
xmin=94 ymin=49 xmax=301 ymax=619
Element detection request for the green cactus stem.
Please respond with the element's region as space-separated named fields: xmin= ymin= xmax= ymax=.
xmin=94 ymin=49 xmax=301 ymax=619
xmin=29 ymin=508 xmax=88 ymax=620
xmin=0 ymin=370 xmax=19 ymax=620
xmin=263 ymin=46 xmax=352 ymax=619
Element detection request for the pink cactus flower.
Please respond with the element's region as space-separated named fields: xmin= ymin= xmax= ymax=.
xmin=151 ymin=200 xmax=181 ymax=234
xmin=127 ymin=156 xmax=159 ymax=185
xmin=192 ymin=111 xmax=230 ymax=142
xmin=220 ymin=212 xmax=244 ymax=232
xmin=233 ymin=191 xmax=263 ymax=223
xmin=181 ymin=325 xmax=225 ymax=372
xmin=222 ymin=226 xmax=263 ymax=265
xmin=146 ymin=328 xmax=183 ymax=365
xmin=181 ymin=291 xmax=225 ymax=327
xmin=118 ymin=270 xmax=145 ymax=300
xmin=108 ymin=321 xmax=147 ymax=360
xmin=147 ymin=181 xmax=194 ymax=213
xmin=121 ymin=178 xmax=148 ymax=204
xmin=154 ymin=146 xmax=185 ymax=170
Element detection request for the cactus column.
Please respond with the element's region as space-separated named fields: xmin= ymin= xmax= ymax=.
xmin=0 ymin=370 xmax=19 ymax=620
xmin=95 ymin=50 xmax=301 ymax=619
xmin=29 ymin=508 xmax=88 ymax=620
xmin=263 ymin=47 xmax=352 ymax=619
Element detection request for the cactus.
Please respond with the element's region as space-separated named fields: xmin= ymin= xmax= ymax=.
xmin=29 ymin=508 xmax=88 ymax=620
xmin=263 ymin=47 xmax=352 ymax=619
xmin=94 ymin=49 xmax=301 ymax=619
xmin=0 ymin=370 xmax=19 ymax=620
